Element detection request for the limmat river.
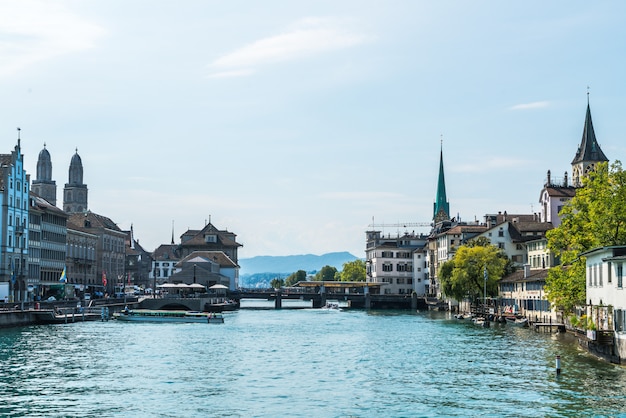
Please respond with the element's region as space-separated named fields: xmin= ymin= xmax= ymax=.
xmin=1 ymin=307 xmax=626 ymax=417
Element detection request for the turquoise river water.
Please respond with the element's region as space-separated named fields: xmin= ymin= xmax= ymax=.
xmin=1 ymin=308 xmax=626 ymax=417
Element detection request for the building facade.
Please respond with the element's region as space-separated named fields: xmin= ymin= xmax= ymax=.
xmin=28 ymin=194 xmax=68 ymax=299
xmin=582 ymin=246 xmax=626 ymax=363
xmin=0 ymin=132 xmax=30 ymax=302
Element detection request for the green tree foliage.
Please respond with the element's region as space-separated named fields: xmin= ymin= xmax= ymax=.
xmin=545 ymin=161 xmax=626 ymax=312
xmin=270 ymin=278 xmax=285 ymax=289
xmin=285 ymin=270 xmax=307 ymax=287
xmin=438 ymin=242 xmax=507 ymax=302
xmin=315 ymin=265 xmax=338 ymax=281
xmin=340 ymin=259 xmax=366 ymax=282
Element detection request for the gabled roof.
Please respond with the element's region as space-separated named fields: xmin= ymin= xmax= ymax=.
xmin=178 ymin=251 xmax=238 ymax=268
xmin=571 ymin=103 xmax=608 ymax=165
xmin=67 ymin=211 xmax=122 ymax=233
xmin=440 ymin=224 xmax=487 ymax=236
xmin=29 ymin=192 xmax=67 ymax=217
xmin=152 ymin=244 xmax=181 ymax=261
xmin=540 ymin=186 xmax=576 ymax=200
xmin=500 ymin=268 xmax=549 ymax=283
xmin=180 ymin=222 xmax=242 ymax=248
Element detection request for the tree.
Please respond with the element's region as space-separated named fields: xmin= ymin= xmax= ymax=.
xmin=285 ymin=270 xmax=307 ymax=287
xmin=270 ymin=278 xmax=284 ymax=289
xmin=438 ymin=242 xmax=507 ymax=302
xmin=545 ymin=161 xmax=626 ymax=312
xmin=315 ymin=265 xmax=338 ymax=281
xmin=340 ymin=259 xmax=366 ymax=282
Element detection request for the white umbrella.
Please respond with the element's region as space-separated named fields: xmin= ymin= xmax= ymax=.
xmin=158 ymin=283 xmax=180 ymax=288
xmin=209 ymin=284 xmax=228 ymax=290
xmin=189 ymin=283 xmax=206 ymax=289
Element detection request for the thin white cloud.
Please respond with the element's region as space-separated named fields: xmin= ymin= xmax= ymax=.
xmin=319 ymin=191 xmax=405 ymax=201
xmin=454 ymin=157 xmax=529 ymax=173
xmin=208 ymin=17 xmax=370 ymax=77
xmin=208 ymin=69 xmax=256 ymax=79
xmin=509 ymin=101 xmax=550 ymax=110
xmin=0 ymin=1 xmax=105 ymax=77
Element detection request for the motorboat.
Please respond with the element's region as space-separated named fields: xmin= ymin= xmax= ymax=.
xmin=505 ymin=316 xmax=529 ymax=327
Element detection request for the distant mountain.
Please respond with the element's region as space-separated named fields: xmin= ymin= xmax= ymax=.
xmin=238 ymin=252 xmax=360 ymax=288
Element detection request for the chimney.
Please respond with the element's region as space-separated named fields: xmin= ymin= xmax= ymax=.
xmin=546 ymin=170 xmax=551 ymax=186
xmin=564 ymin=171 xmax=568 ymax=187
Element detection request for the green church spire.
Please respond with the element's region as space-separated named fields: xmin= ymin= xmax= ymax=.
xmin=433 ymin=144 xmax=450 ymax=223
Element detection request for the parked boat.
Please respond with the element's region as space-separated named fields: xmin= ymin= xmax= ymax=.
xmin=204 ymin=299 xmax=239 ymax=313
xmin=323 ymin=302 xmax=341 ymax=310
xmin=505 ymin=316 xmax=529 ymax=327
xmin=114 ymin=309 xmax=224 ymax=324
xmin=33 ymin=308 xmax=103 ymax=324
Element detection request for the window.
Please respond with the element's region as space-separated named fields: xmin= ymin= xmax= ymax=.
xmin=608 ymin=262 xmax=612 ymax=284
xmin=382 ymin=263 xmax=393 ymax=272
xmin=498 ymin=230 xmax=504 ymax=237
xmin=618 ymin=263 xmax=623 ymax=289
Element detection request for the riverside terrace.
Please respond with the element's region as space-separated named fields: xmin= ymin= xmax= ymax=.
xmin=237 ymin=281 xmax=428 ymax=310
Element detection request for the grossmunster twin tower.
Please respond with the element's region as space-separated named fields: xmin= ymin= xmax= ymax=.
xmin=1 ymin=131 xmax=241 ymax=303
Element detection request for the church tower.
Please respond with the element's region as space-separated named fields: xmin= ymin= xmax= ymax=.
xmin=433 ymin=144 xmax=450 ymax=223
xmin=31 ymin=144 xmax=57 ymax=206
xmin=571 ymin=96 xmax=608 ymax=187
xmin=63 ymin=149 xmax=88 ymax=213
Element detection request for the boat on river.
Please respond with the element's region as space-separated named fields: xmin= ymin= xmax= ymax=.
xmin=114 ymin=309 xmax=224 ymax=324
xmin=505 ymin=316 xmax=529 ymax=327
xmin=33 ymin=308 xmax=103 ymax=324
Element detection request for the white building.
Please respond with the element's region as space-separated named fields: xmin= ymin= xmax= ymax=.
xmin=582 ymin=246 xmax=626 ymax=363
xmin=365 ymin=230 xmax=428 ymax=295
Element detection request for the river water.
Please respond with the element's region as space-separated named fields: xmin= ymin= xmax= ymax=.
xmin=1 ymin=308 xmax=626 ymax=417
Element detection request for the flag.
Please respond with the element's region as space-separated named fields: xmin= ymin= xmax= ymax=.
xmin=59 ymin=266 xmax=67 ymax=283
xmin=102 ymin=270 xmax=107 ymax=287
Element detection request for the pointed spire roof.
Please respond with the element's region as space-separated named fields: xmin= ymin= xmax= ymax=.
xmin=433 ymin=143 xmax=450 ymax=223
xmin=571 ymin=100 xmax=608 ymax=165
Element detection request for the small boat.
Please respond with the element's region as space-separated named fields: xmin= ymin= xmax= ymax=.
xmin=33 ymin=308 xmax=103 ymax=324
xmin=505 ymin=316 xmax=529 ymax=327
xmin=323 ymin=302 xmax=341 ymax=310
xmin=472 ymin=317 xmax=490 ymax=328
xmin=114 ymin=309 xmax=224 ymax=324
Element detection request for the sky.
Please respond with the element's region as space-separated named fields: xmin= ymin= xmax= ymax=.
xmin=2 ymin=1 xmax=626 ymax=259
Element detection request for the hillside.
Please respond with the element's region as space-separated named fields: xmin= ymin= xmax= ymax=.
xmin=238 ymin=252 xmax=360 ymax=288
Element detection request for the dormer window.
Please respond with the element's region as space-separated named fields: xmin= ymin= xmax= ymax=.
xmin=205 ymin=234 xmax=217 ymax=243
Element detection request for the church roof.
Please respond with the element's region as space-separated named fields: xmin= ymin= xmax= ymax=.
xmin=571 ymin=103 xmax=608 ymax=165
xmin=433 ymin=147 xmax=450 ymax=222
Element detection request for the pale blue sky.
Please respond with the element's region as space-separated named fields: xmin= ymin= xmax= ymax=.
xmin=2 ymin=1 xmax=625 ymax=258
